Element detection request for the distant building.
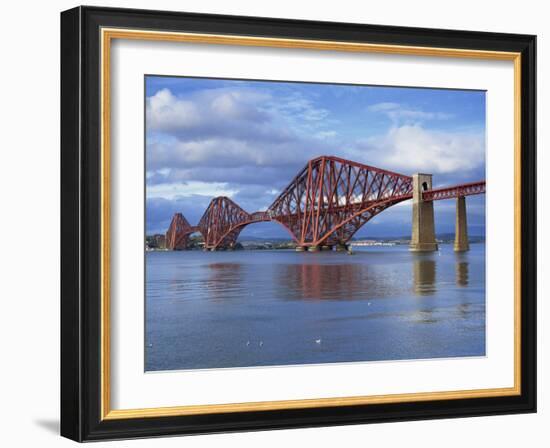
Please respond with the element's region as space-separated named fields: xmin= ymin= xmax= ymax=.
xmin=146 ymin=234 xmax=166 ymax=250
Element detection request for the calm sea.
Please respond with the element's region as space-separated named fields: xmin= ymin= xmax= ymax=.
xmin=145 ymin=244 xmax=485 ymax=371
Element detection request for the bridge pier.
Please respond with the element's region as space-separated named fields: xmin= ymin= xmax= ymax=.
xmin=308 ymin=245 xmax=320 ymax=252
xmin=410 ymin=173 xmax=438 ymax=252
xmin=335 ymin=243 xmax=348 ymax=252
xmin=454 ymin=196 xmax=470 ymax=252
xmin=295 ymin=246 xmax=306 ymax=252
xmin=321 ymin=245 xmax=333 ymax=251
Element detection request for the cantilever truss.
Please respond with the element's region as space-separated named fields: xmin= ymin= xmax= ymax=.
xmin=198 ymin=197 xmax=266 ymax=249
xmin=165 ymin=213 xmax=194 ymax=250
xmin=163 ymin=156 xmax=485 ymax=250
xmin=268 ymin=156 xmax=413 ymax=247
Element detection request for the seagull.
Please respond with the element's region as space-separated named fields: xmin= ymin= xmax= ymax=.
xmin=246 ymin=341 xmax=250 ymax=347
xmin=315 ymin=339 xmax=322 ymax=344
xmin=259 ymin=341 xmax=263 ymax=347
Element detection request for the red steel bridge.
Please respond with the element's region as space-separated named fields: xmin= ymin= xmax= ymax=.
xmin=165 ymin=156 xmax=485 ymax=251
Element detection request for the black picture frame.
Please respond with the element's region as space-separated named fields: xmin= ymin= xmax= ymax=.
xmin=61 ymin=5 xmax=536 ymax=442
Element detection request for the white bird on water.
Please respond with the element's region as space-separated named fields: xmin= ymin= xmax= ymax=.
xmin=259 ymin=341 xmax=263 ymax=347
xmin=246 ymin=341 xmax=250 ymax=347
xmin=315 ymin=338 xmax=322 ymax=344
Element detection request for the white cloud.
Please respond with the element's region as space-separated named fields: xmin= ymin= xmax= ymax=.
xmin=269 ymin=93 xmax=330 ymax=122
xmin=146 ymin=89 xmax=200 ymax=132
xmin=147 ymin=136 xmax=322 ymax=172
xmin=357 ymin=124 xmax=485 ymax=174
xmin=147 ymin=181 xmax=237 ymax=200
xmin=146 ymin=87 xmax=272 ymax=137
xmin=368 ymin=102 xmax=452 ymax=123
xmin=315 ymin=130 xmax=337 ymax=139
xmin=368 ymin=102 xmax=400 ymax=112
xmin=145 ymin=87 xmax=339 ymax=190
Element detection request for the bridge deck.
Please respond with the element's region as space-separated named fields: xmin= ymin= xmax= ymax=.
xmin=166 ymin=155 xmax=486 ymax=250
xmin=422 ymin=180 xmax=486 ymax=201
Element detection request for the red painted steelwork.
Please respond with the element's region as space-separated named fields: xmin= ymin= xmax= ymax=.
xmin=197 ymin=197 xmax=270 ymax=250
xmin=422 ymin=180 xmax=486 ymax=201
xmin=164 ymin=156 xmax=486 ymax=250
xmin=268 ymin=156 xmax=413 ymax=247
xmin=165 ymin=213 xmax=199 ymax=250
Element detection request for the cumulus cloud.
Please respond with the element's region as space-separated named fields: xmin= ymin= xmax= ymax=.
xmin=147 ymin=136 xmax=318 ymax=171
xmin=148 ymin=87 xmax=270 ymax=125
xmin=147 ymin=89 xmax=201 ymax=132
xmin=355 ymin=124 xmax=485 ymax=174
xmin=146 ymin=87 xmax=335 ymax=143
xmin=146 ymin=87 xmax=338 ymax=188
xmin=147 ymin=180 xmax=237 ymax=200
xmin=146 ymin=164 xmax=300 ymax=189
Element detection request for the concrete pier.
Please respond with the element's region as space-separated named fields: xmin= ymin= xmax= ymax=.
xmin=453 ymin=196 xmax=470 ymax=252
xmin=295 ymin=246 xmax=306 ymax=252
xmin=335 ymin=243 xmax=348 ymax=252
xmin=410 ymin=173 xmax=438 ymax=252
xmin=308 ymin=245 xmax=320 ymax=252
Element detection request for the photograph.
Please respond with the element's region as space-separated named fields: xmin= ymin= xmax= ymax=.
xmin=145 ymin=76 xmax=487 ymax=372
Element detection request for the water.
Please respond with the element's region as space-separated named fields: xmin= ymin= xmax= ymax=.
xmin=145 ymin=244 xmax=485 ymax=371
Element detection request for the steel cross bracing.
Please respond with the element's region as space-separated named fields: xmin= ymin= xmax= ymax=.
xmin=421 ymin=180 xmax=486 ymax=201
xmin=165 ymin=156 xmax=486 ymax=250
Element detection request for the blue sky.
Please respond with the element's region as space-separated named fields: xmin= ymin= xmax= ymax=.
xmin=146 ymin=76 xmax=486 ymax=238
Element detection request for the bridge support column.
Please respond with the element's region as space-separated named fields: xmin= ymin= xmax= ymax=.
xmin=295 ymin=246 xmax=306 ymax=252
xmin=454 ymin=196 xmax=470 ymax=252
xmin=308 ymin=245 xmax=320 ymax=252
xmin=335 ymin=243 xmax=348 ymax=252
xmin=410 ymin=173 xmax=438 ymax=252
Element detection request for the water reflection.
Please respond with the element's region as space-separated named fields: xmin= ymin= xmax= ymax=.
xmin=280 ymin=263 xmax=365 ymax=300
xmin=412 ymin=257 xmax=436 ymax=296
xmin=455 ymin=302 xmax=471 ymax=319
xmin=409 ymin=309 xmax=438 ymax=324
xmin=277 ymin=262 xmax=406 ymax=301
xmin=205 ymin=262 xmax=243 ymax=300
xmin=455 ymin=255 xmax=469 ymax=287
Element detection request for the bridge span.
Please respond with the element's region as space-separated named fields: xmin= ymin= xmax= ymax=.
xmin=165 ymin=156 xmax=485 ymax=252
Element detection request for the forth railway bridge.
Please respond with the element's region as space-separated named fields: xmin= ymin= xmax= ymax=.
xmin=165 ymin=156 xmax=485 ymax=252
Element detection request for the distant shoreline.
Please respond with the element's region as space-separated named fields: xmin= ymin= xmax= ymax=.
xmin=145 ymin=239 xmax=485 ymax=252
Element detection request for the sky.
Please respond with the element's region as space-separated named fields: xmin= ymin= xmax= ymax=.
xmin=145 ymin=76 xmax=486 ymax=238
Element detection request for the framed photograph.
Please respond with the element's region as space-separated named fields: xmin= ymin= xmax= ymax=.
xmin=60 ymin=6 xmax=536 ymax=441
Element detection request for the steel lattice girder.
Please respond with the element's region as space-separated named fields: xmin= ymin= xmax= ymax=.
xmin=163 ymin=156 xmax=486 ymax=250
xmin=422 ymin=180 xmax=486 ymax=201
xmin=165 ymin=213 xmax=194 ymax=250
xmin=267 ymin=156 xmax=414 ymax=246
xmin=198 ymin=197 xmax=270 ymax=249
